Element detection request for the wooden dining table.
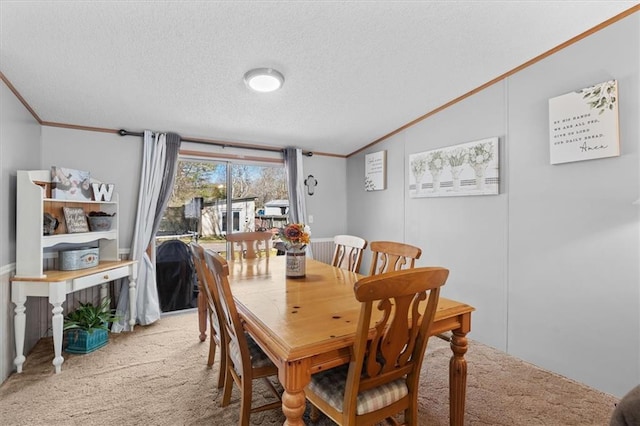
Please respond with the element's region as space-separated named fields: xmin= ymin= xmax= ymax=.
xmin=222 ymin=255 xmax=474 ymax=426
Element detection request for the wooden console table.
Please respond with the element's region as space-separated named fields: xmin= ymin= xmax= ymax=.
xmin=11 ymin=260 xmax=137 ymax=373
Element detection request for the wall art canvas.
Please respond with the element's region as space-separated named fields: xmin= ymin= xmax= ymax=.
xmin=409 ymin=137 xmax=499 ymax=198
xmin=51 ymin=166 xmax=93 ymax=201
xmin=548 ymin=79 xmax=620 ymax=165
xmin=365 ymin=150 xmax=386 ymax=191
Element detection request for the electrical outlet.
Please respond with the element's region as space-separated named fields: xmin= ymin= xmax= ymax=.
xmin=308 ymin=215 xmax=314 ymax=224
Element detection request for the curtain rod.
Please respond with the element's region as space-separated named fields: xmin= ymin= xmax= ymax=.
xmin=118 ymin=129 xmax=313 ymax=157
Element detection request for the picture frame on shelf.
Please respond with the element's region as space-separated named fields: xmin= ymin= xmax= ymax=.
xmin=51 ymin=166 xmax=93 ymax=201
xmin=63 ymin=207 xmax=89 ymax=233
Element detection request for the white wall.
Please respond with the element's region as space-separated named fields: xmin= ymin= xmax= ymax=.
xmin=346 ymin=13 xmax=640 ymax=397
xmin=0 ymin=81 xmax=42 ymax=382
xmin=40 ymin=127 xmax=142 ymax=246
xmin=302 ymin=154 xmax=348 ymax=239
xmin=506 ymin=14 xmax=640 ymax=396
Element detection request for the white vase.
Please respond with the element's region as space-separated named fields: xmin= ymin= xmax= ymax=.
xmin=413 ymin=172 xmax=425 ymax=194
xmin=286 ymin=244 xmax=306 ymax=278
xmin=430 ymin=169 xmax=442 ymax=192
xmin=473 ymin=163 xmax=488 ymax=190
xmin=451 ymin=166 xmax=463 ymax=191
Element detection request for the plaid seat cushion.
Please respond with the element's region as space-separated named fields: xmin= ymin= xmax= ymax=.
xmin=307 ymin=364 xmax=408 ymax=415
xmin=229 ymin=333 xmax=273 ymax=377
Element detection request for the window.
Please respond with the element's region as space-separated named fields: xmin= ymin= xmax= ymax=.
xmin=221 ymin=211 xmax=240 ymax=233
xmin=157 ymin=158 xmax=288 ymax=243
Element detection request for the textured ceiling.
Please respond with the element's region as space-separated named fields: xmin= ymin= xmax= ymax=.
xmin=1 ymin=1 xmax=638 ymax=156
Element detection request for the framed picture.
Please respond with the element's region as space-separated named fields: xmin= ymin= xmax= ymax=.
xmin=51 ymin=166 xmax=92 ymax=201
xmin=365 ymin=150 xmax=386 ymax=191
xmin=63 ymin=207 xmax=89 ymax=233
xmin=409 ymin=137 xmax=499 ymax=198
xmin=548 ymin=80 xmax=620 ymax=165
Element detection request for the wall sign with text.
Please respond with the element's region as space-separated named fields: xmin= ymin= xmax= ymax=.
xmin=548 ymin=80 xmax=620 ymax=165
xmin=365 ymin=150 xmax=386 ymax=191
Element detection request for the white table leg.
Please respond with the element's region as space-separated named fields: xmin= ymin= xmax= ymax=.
xmin=100 ymin=283 xmax=108 ymax=303
xmin=11 ymin=283 xmax=27 ymax=373
xmin=50 ymin=282 xmax=66 ymax=374
xmin=128 ymin=264 xmax=137 ymax=330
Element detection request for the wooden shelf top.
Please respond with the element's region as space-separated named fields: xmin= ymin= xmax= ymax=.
xmin=12 ymin=260 xmax=136 ymax=282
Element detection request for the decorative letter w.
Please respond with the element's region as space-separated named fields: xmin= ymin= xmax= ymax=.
xmin=92 ymin=183 xmax=114 ymax=202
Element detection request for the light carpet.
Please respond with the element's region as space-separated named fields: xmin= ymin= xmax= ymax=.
xmin=0 ymin=311 xmax=618 ymax=425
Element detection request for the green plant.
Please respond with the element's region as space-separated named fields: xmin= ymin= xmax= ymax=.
xmin=63 ymin=299 xmax=119 ymax=334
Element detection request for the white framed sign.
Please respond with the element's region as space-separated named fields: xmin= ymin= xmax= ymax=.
xmin=548 ymin=80 xmax=620 ymax=165
xmin=365 ymin=150 xmax=386 ymax=191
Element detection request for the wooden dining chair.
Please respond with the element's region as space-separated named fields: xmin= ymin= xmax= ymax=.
xmin=189 ymin=242 xmax=227 ymax=390
xmin=366 ymin=241 xmax=453 ymax=343
xmin=368 ymin=240 xmax=422 ymax=275
xmin=226 ymin=231 xmax=273 ymax=260
xmin=331 ymin=234 xmax=368 ymax=273
xmin=203 ymin=248 xmax=281 ymax=426
xmin=305 ymin=266 xmax=449 ymax=426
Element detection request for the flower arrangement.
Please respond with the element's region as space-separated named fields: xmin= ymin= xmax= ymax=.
xmin=467 ymin=142 xmax=494 ymax=167
xmin=427 ymin=151 xmax=446 ymax=172
xmin=278 ymin=223 xmax=311 ymax=249
xmin=447 ymin=148 xmax=467 ymax=167
xmin=410 ymin=154 xmax=427 ymax=178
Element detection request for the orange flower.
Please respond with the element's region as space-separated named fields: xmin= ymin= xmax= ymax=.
xmin=279 ymin=223 xmax=311 ymax=246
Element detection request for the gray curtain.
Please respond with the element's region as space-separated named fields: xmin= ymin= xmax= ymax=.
xmin=283 ymin=147 xmax=313 ymax=258
xmin=112 ymin=131 xmax=182 ymax=332
xmin=152 ymin=132 xmax=181 ymax=236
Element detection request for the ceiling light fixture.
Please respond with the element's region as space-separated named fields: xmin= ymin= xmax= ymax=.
xmin=244 ymin=68 xmax=284 ymax=93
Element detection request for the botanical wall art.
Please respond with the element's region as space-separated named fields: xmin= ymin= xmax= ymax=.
xmin=548 ymin=79 xmax=620 ymax=165
xmin=409 ymin=137 xmax=499 ymax=198
xmin=365 ymin=150 xmax=386 ymax=191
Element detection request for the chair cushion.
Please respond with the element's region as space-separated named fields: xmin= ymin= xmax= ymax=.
xmin=307 ymin=364 xmax=408 ymax=415
xmin=229 ymin=334 xmax=273 ymax=377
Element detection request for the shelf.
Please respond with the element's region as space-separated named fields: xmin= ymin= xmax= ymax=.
xmin=17 ymin=170 xmax=121 ymax=278
xmin=12 ymin=260 xmax=135 ymax=282
xmin=42 ymin=230 xmax=117 ymax=248
xmin=43 ymin=198 xmax=116 ymax=204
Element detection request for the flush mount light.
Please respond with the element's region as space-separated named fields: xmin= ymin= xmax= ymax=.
xmin=244 ymin=68 xmax=284 ymax=92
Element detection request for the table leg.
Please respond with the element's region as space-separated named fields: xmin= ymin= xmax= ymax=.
xmin=279 ymin=359 xmax=311 ymax=426
xmin=198 ymin=292 xmax=207 ymax=342
xmin=449 ymin=329 xmax=469 ymax=426
xmin=50 ymin=282 xmax=67 ymax=374
xmin=12 ymin=287 xmax=26 ymax=373
xmin=100 ymin=283 xmax=108 ymax=303
xmin=51 ymin=300 xmax=65 ymax=373
xmin=128 ymin=266 xmax=137 ymax=330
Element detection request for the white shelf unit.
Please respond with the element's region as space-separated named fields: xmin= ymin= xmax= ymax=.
xmin=16 ymin=170 xmax=120 ymax=278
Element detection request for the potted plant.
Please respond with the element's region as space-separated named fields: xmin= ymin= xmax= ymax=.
xmin=63 ymin=298 xmax=119 ymax=354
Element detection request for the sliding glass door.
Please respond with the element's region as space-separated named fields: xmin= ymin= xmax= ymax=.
xmin=157 ymin=158 xmax=287 ymax=251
